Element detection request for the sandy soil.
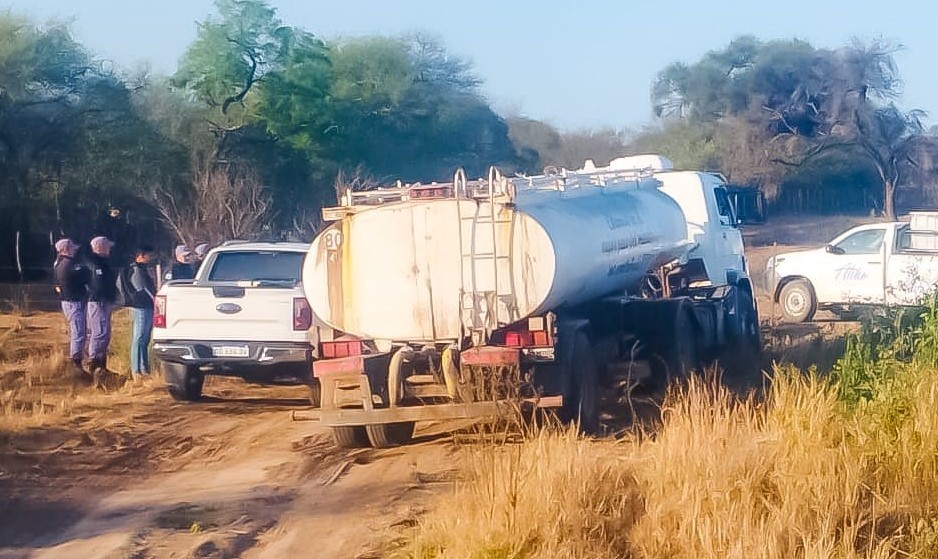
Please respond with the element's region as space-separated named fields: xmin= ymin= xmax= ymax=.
xmin=0 ymin=214 xmax=871 ymax=558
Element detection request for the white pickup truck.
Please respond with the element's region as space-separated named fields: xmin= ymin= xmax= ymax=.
xmin=152 ymin=241 xmax=334 ymax=402
xmin=767 ymin=212 xmax=938 ymax=322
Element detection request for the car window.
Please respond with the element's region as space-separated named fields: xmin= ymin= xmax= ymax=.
xmin=208 ymin=251 xmax=305 ymax=282
xmin=834 ymin=229 xmax=886 ymax=255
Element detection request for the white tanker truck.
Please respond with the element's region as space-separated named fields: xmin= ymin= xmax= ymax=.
xmin=303 ymin=155 xmax=760 ymax=447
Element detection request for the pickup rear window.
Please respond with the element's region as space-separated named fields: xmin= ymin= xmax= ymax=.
xmin=208 ymin=251 xmax=305 ymax=283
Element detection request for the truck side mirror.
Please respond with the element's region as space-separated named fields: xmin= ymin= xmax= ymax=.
xmin=825 ymin=245 xmax=845 ymax=255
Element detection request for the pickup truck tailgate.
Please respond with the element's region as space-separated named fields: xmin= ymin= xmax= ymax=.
xmin=156 ymin=285 xmax=310 ymax=343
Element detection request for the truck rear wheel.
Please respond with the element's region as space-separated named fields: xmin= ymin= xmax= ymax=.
xmin=560 ymin=332 xmax=600 ymax=435
xmin=779 ymin=280 xmax=816 ymax=323
xmin=649 ymin=307 xmax=698 ymax=388
xmin=163 ymin=362 xmax=204 ymax=402
xmin=332 ymin=426 xmax=370 ymax=448
xmin=307 ymin=379 xmax=321 ymax=408
xmin=365 ymin=422 xmax=415 ymax=448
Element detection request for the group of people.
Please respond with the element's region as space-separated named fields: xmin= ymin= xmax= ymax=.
xmin=52 ymin=237 xmax=209 ymax=386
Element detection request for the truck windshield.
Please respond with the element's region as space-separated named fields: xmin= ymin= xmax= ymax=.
xmin=207 ymin=251 xmax=305 ymax=283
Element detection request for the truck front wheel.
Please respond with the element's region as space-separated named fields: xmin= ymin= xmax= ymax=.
xmin=779 ymin=280 xmax=816 ymax=323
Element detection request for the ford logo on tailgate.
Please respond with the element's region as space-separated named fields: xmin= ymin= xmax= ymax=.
xmin=216 ymin=303 xmax=242 ymax=314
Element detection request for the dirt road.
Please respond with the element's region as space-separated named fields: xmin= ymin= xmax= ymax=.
xmin=0 ymin=376 xmax=464 ymax=559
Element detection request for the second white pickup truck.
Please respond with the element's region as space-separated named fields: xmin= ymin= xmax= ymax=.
xmin=152 ymin=241 xmax=335 ymax=402
xmin=767 ymin=212 xmax=938 ymax=322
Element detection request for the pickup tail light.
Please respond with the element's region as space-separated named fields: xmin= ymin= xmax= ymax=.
xmin=503 ymin=315 xmax=553 ymax=348
xmin=293 ymin=297 xmax=313 ymax=331
xmin=153 ymin=295 xmax=167 ymax=328
xmin=321 ymin=339 xmax=364 ymax=359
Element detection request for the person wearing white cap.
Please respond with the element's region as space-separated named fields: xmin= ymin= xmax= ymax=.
xmin=53 ymin=238 xmax=89 ymax=370
xmin=193 ymin=242 xmax=210 ymax=268
xmin=85 ymin=236 xmax=117 ymax=382
xmin=165 ymin=244 xmax=196 ymax=281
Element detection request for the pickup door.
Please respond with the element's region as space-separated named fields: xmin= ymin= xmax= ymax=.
xmin=155 ymin=250 xmax=316 ymax=347
xmin=813 ymin=226 xmax=889 ymax=305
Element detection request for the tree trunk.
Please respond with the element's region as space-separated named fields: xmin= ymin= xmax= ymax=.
xmin=883 ymin=179 xmax=896 ymax=220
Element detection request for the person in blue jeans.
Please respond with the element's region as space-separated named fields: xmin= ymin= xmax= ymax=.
xmin=85 ymin=236 xmax=117 ymax=386
xmin=52 ymin=238 xmax=89 ymax=370
xmin=127 ymin=245 xmax=156 ymax=384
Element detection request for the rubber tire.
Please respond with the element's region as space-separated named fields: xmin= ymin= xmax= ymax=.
xmin=365 ymin=422 xmax=416 ymax=448
xmin=332 ymin=426 xmax=370 ymax=448
xmin=779 ymin=280 xmax=816 ymax=323
xmin=649 ymin=308 xmax=698 ymax=388
xmin=164 ymin=363 xmax=204 ymax=402
xmin=734 ymin=288 xmax=762 ymax=351
xmin=307 ymin=379 xmax=322 ymax=408
xmin=560 ymin=332 xmax=600 ymax=435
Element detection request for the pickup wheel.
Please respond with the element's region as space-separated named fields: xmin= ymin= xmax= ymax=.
xmin=163 ymin=363 xmax=204 ymax=402
xmin=779 ymin=280 xmax=816 ymax=323
xmin=365 ymin=422 xmax=415 ymax=448
xmin=332 ymin=426 xmax=370 ymax=448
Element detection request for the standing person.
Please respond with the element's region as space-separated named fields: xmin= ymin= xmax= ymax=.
xmin=193 ymin=242 xmax=210 ymax=271
xmin=86 ymin=236 xmax=117 ymax=382
xmin=165 ymin=244 xmax=195 ymax=281
xmin=126 ymin=245 xmax=156 ymax=384
xmin=52 ymin=238 xmax=89 ymax=371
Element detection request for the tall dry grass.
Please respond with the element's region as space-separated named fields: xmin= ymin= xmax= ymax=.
xmin=397 ymin=365 xmax=938 ymax=559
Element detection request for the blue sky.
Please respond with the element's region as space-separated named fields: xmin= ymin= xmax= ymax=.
xmin=9 ymin=0 xmax=937 ymax=131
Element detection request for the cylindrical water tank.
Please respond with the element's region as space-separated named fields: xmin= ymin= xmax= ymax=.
xmin=304 ymin=178 xmax=689 ymax=343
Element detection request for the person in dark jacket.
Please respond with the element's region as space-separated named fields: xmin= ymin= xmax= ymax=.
xmin=85 ymin=236 xmax=116 ymax=377
xmin=53 ymin=238 xmax=89 ymax=369
xmin=127 ymin=245 xmax=157 ymax=383
xmin=164 ymin=244 xmax=195 ymax=281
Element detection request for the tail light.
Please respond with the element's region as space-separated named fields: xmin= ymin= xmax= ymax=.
xmin=321 ymin=339 xmax=364 ymax=359
xmin=153 ymin=295 xmax=167 ymax=328
xmin=293 ymin=297 xmax=313 ymax=331
xmin=502 ymin=315 xmax=553 ymax=348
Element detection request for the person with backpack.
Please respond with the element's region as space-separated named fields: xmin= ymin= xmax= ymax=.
xmin=124 ymin=245 xmax=157 ymax=384
xmin=85 ymin=236 xmax=117 ymax=382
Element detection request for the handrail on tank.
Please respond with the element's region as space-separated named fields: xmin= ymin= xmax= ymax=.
xmin=453 ymin=168 xmax=468 ymax=199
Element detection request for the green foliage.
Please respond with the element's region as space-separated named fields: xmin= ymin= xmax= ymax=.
xmin=832 ymin=293 xmax=938 ymax=412
xmin=628 ymin=121 xmax=718 ymax=171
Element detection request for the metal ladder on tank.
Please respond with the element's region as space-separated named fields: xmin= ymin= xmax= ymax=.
xmin=455 ymin=167 xmax=514 ymax=346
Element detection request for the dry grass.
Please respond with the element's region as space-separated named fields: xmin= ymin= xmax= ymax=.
xmin=398 ymin=368 xmax=938 ymax=559
xmin=0 ymin=309 xmax=141 ymax=429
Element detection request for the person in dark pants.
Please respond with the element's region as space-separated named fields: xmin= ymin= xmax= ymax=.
xmin=85 ymin=236 xmax=117 ymax=382
xmin=127 ymin=245 xmax=156 ymax=384
xmin=53 ymin=238 xmax=89 ymax=370
xmin=164 ymin=244 xmax=195 ymax=281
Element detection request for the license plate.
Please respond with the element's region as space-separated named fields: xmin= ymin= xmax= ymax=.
xmin=212 ymin=345 xmax=249 ymax=358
